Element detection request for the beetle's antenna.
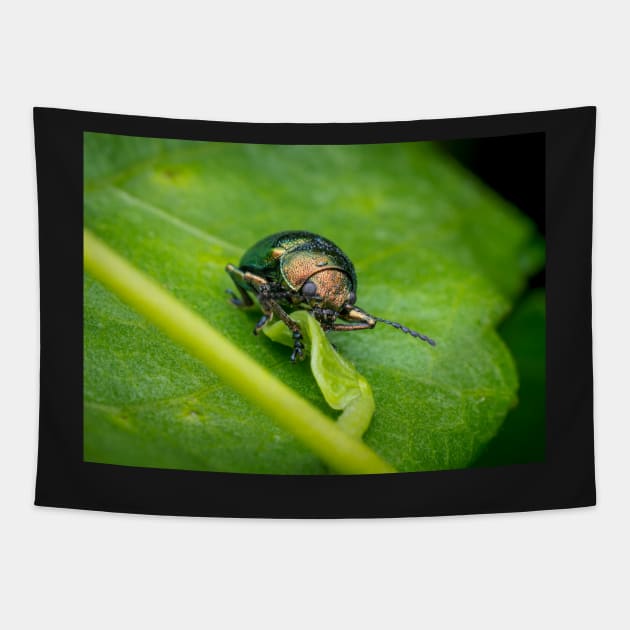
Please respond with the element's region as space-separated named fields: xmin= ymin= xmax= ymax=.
xmin=373 ymin=316 xmax=436 ymax=346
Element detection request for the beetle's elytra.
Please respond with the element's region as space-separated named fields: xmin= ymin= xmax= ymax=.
xmin=226 ymin=231 xmax=435 ymax=362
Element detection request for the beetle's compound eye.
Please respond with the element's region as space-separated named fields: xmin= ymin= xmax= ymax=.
xmin=347 ymin=291 xmax=356 ymax=305
xmin=302 ymin=280 xmax=317 ymax=298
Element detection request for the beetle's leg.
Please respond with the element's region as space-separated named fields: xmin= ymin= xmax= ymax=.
xmin=333 ymin=306 xmax=377 ymax=331
xmin=225 ymin=265 xmax=277 ymax=306
xmin=260 ymin=296 xmax=305 ymax=362
xmin=225 ymin=264 xmax=255 ymax=308
xmin=253 ymin=311 xmax=273 ymax=335
xmin=225 ymin=286 xmax=253 ymax=308
xmin=226 ymin=265 xmax=304 ymax=360
xmin=289 ymin=331 xmax=305 ymax=362
xmin=242 ymin=270 xmax=270 ymax=291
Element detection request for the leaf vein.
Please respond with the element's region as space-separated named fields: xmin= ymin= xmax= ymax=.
xmin=109 ymin=186 xmax=243 ymax=255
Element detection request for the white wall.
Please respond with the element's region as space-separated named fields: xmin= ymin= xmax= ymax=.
xmin=1 ymin=2 xmax=627 ymax=628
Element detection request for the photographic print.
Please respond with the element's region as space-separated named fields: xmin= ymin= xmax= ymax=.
xmin=83 ymin=132 xmax=546 ymax=475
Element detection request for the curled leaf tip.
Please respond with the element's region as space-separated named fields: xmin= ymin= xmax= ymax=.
xmin=263 ymin=310 xmax=375 ymax=439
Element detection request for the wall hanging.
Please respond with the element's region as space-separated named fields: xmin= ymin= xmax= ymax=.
xmin=34 ymin=107 xmax=595 ymax=517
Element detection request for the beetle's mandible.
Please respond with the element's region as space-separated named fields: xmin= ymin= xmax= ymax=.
xmin=225 ymin=231 xmax=435 ymax=362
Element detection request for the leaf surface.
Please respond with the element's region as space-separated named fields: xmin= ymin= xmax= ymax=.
xmin=474 ymin=290 xmax=546 ymax=466
xmin=84 ymin=134 xmax=541 ymax=472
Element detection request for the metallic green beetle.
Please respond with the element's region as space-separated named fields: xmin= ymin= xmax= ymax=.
xmin=226 ymin=230 xmax=435 ymax=362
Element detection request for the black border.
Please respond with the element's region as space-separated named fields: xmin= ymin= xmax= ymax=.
xmin=34 ymin=107 xmax=595 ymax=517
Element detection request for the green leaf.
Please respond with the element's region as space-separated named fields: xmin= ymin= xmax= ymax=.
xmin=473 ymin=290 xmax=546 ymax=466
xmin=84 ymin=134 xmax=542 ymax=473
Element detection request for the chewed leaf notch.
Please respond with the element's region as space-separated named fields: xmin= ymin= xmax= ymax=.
xmin=263 ymin=310 xmax=375 ymax=440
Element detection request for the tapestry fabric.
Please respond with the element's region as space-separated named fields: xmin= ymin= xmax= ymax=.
xmin=34 ymin=107 xmax=595 ymax=517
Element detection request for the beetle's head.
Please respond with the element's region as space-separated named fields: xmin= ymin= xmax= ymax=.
xmin=301 ymin=269 xmax=355 ymax=314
